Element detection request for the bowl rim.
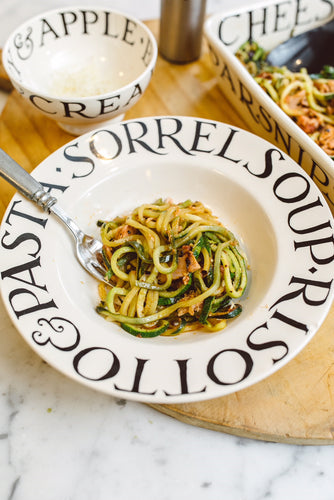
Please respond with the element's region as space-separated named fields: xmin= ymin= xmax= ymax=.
xmin=2 ymin=4 xmax=158 ymax=101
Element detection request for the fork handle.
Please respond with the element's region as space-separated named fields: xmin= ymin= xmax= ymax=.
xmin=0 ymin=148 xmax=57 ymax=212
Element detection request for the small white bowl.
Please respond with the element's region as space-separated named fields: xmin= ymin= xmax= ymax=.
xmin=204 ymin=0 xmax=334 ymax=215
xmin=2 ymin=6 xmax=157 ymax=135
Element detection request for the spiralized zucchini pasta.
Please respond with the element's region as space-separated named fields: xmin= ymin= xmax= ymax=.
xmin=235 ymin=41 xmax=334 ymax=158
xmin=96 ymin=199 xmax=248 ymax=337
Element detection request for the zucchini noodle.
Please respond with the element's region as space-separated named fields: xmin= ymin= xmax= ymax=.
xmin=96 ymin=199 xmax=248 ymax=337
xmin=235 ymin=41 xmax=334 ymax=158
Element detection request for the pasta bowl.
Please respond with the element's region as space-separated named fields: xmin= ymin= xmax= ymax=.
xmin=204 ymin=0 xmax=334 ymax=215
xmin=2 ymin=6 xmax=157 ymax=135
xmin=0 ymin=116 xmax=333 ymax=403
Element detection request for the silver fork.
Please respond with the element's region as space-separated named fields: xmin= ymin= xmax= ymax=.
xmin=0 ymin=148 xmax=110 ymax=285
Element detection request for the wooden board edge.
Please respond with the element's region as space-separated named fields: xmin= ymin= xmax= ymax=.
xmin=148 ymin=404 xmax=334 ymax=445
xmin=0 ymin=49 xmax=13 ymax=92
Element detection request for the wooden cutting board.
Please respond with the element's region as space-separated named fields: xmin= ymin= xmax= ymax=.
xmin=1 ymin=20 xmax=334 ymax=445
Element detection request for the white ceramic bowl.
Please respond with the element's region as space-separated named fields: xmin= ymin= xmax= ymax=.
xmin=2 ymin=6 xmax=157 ymax=135
xmin=1 ymin=116 xmax=334 ymax=403
xmin=204 ymin=0 xmax=334 ymax=215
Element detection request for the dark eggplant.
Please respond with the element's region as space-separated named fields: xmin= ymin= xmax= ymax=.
xmin=266 ymin=18 xmax=334 ymax=73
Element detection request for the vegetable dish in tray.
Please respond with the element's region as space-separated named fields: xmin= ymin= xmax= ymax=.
xmin=236 ymin=41 xmax=334 ymax=159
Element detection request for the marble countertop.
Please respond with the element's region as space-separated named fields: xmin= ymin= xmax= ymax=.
xmin=1 ymin=1 xmax=334 ymax=499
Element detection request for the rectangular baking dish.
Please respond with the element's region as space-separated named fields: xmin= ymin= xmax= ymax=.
xmin=204 ymin=0 xmax=334 ymax=213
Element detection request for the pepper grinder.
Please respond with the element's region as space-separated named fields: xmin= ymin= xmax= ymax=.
xmin=159 ymin=0 xmax=207 ymax=64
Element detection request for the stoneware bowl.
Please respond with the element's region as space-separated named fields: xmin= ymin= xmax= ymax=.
xmin=204 ymin=0 xmax=334 ymax=216
xmin=2 ymin=6 xmax=157 ymax=135
xmin=1 ymin=116 xmax=334 ymax=403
